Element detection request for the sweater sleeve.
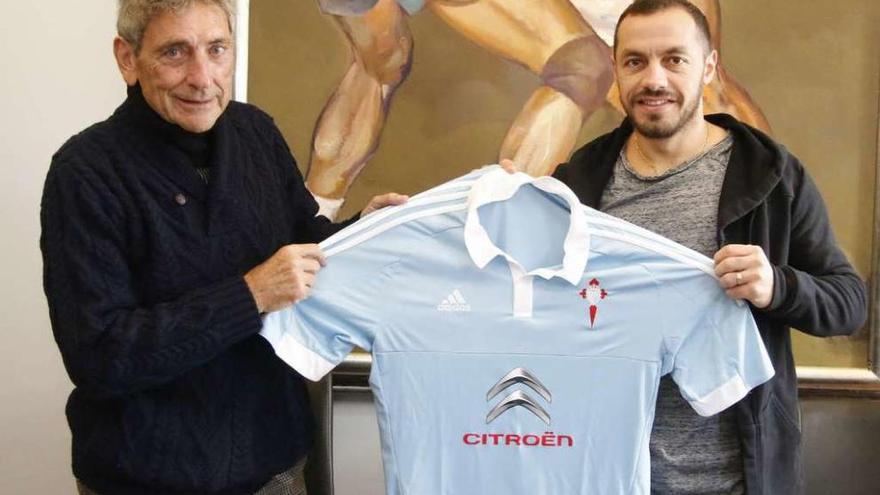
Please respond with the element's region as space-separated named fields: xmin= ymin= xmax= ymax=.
xmin=761 ymin=164 xmax=867 ymax=336
xmin=40 ymin=158 xmax=264 ymax=398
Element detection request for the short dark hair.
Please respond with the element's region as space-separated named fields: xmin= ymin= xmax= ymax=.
xmin=613 ymin=0 xmax=711 ymax=55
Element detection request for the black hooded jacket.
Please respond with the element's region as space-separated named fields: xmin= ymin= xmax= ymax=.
xmin=554 ymin=114 xmax=867 ymax=494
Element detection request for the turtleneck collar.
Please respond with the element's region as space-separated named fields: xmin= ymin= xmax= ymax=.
xmin=124 ymin=84 xmax=213 ymax=172
xmin=112 ymin=83 xmax=249 ymax=235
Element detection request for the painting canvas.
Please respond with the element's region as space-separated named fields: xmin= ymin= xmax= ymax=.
xmin=247 ymin=0 xmax=880 ymax=385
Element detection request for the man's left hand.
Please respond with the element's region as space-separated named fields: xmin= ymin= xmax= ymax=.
xmin=362 ymin=192 xmax=409 ymax=216
xmin=713 ymin=244 xmax=774 ymax=309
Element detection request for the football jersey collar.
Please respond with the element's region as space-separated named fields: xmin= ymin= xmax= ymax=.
xmin=464 ymin=166 xmax=589 ymax=285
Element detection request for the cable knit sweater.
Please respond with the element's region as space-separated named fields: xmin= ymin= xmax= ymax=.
xmin=41 ymin=86 xmax=346 ymax=494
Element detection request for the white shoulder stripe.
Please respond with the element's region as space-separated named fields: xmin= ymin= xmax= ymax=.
xmin=408 ymin=176 xmax=475 ymax=199
xmin=319 ymin=168 xmax=489 ymax=253
xmin=406 ymin=166 xmax=493 ymax=199
xmin=583 ymin=206 xmax=710 ymax=267
xmin=589 ymin=228 xmax=716 ymax=278
xmin=320 ymin=191 xmax=468 ymax=252
xmin=585 ymin=207 xmax=701 ymax=254
xmin=324 ymin=202 xmax=467 ymax=257
xmin=589 ymin=221 xmax=710 ymax=269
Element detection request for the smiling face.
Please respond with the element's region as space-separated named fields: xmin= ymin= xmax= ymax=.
xmin=114 ymin=2 xmax=235 ymax=133
xmin=613 ymin=7 xmax=716 ymax=139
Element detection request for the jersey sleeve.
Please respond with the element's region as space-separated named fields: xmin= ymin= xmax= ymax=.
xmin=663 ymin=272 xmax=775 ymax=417
xmin=259 ymin=220 xmax=405 ymax=381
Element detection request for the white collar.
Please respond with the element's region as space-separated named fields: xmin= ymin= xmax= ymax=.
xmin=463 ymin=166 xmax=589 ymax=285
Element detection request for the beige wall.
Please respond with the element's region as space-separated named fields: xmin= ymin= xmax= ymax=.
xmin=250 ymin=0 xmax=880 ymax=368
xmin=0 ymin=2 xmax=125 ymax=492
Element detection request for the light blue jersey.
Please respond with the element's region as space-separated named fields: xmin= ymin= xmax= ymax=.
xmin=260 ymin=166 xmax=774 ymax=494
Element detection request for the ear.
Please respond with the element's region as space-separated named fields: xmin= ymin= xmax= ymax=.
xmin=702 ymin=49 xmax=719 ymax=85
xmin=113 ymin=36 xmax=139 ymax=86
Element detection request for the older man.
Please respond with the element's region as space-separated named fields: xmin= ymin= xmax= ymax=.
xmin=40 ymin=1 xmax=404 ymax=493
xmin=553 ymin=0 xmax=866 ymax=493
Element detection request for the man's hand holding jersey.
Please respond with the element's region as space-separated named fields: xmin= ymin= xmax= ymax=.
xmin=246 ymin=192 xmax=408 ymax=312
xmin=714 ymin=244 xmax=775 ymax=309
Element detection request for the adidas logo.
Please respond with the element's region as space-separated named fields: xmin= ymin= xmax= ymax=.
xmin=437 ymin=289 xmax=471 ymax=312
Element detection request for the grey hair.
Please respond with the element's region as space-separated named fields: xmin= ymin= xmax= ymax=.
xmin=117 ymin=0 xmax=236 ymax=52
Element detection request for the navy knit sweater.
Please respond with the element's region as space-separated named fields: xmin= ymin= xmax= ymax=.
xmin=41 ymin=86 xmax=346 ymax=494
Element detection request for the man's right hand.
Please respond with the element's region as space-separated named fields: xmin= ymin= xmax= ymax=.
xmin=244 ymin=244 xmax=327 ymax=313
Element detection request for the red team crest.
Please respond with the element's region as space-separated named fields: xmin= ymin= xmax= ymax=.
xmin=579 ymin=279 xmax=608 ymax=328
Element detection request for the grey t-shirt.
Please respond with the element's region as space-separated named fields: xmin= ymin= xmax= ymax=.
xmin=601 ymin=134 xmax=745 ymax=494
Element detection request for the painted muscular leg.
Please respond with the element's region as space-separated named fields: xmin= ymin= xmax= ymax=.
xmin=306 ymin=0 xmax=413 ymax=219
xmin=429 ymin=0 xmax=613 ymax=177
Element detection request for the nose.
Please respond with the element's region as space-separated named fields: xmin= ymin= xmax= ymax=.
xmin=642 ymin=60 xmax=668 ymax=91
xmin=185 ymin=51 xmax=212 ymax=90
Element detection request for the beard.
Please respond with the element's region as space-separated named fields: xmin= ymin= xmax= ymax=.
xmin=624 ymin=84 xmax=702 ymax=139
